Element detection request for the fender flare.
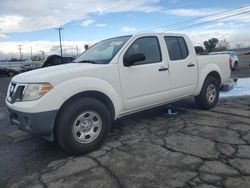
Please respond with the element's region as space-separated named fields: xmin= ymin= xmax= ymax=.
xmin=194 ymin=64 xmax=222 ymax=96
xmin=54 ymin=77 xmax=122 ymax=119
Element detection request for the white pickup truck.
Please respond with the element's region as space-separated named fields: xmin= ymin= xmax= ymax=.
xmin=6 ymin=33 xmax=231 ymax=154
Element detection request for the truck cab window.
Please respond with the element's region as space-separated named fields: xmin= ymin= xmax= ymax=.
xmin=74 ymin=36 xmax=131 ymax=64
xmin=165 ymin=36 xmax=189 ymax=61
xmin=124 ymin=37 xmax=162 ymax=65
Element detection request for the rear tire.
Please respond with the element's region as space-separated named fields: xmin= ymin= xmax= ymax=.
xmin=232 ymin=61 xmax=238 ymax=71
xmin=195 ymin=76 xmax=220 ymax=110
xmin=55 ymin=98 xmax=111 ymax=155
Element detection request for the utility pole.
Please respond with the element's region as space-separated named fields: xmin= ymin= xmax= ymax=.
xmin=76 ymin=46 xmax=79 ymax=57
xmin=56 ymin=27 xmax=63 ymax=58
xmin=30 ymin=46 xmax=33 ymax=61
xmin=17 ymin=44 xmax=23 ymax=60
xmin=40 ymin=50 xmax=45 ymax=60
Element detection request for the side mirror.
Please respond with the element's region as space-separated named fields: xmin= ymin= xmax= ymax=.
xmin=124 ymin=53 xmax=145 ymax=67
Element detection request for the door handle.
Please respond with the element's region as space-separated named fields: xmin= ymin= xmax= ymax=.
xmin=187 ymin=64 xmax=195 ymax=67
xmin=158 ymin=67 xmax=168 ymax=71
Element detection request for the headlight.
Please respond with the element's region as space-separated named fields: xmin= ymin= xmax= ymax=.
xmin=22 ymin=83 xmax=53 ymax=101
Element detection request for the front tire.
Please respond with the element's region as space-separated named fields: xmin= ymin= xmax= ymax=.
xmin=55 ymin=98 xmax=111 ymax=155
xmin=195 ymin=76 xmax=220 ymax=110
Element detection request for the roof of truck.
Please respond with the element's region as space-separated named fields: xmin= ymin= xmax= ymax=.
xmin=132 ymin=32 xmax=185 ymax=36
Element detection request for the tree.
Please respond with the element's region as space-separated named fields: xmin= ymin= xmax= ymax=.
xmin=194 ymin=46 xmax=205 ymax=54
xmin=32 ymin=55 xmax=42 ymax=61
xmin=204 ymin=38 xmax=219 ymax=52
xmin=217 ymin=39 xmax=230 ymax=51
xmin=235 ymin=43 xmax=243 ymax=49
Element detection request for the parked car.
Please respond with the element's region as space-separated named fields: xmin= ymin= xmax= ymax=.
xmin=245 ymin=50 xmax=250 ymax=55
xmin=6 ymin=68 xmax=19 ymax=77
xmin=209 ymin=51 xmax=239 ymax=71
xmin=6 ymin=33 xmax=231 ymax=154
xmin=21 ymin=63 xmax=41 ymax=72
xmin=0 ymin=66 xmax=7 ymax=77
xmin=0 ymin=66 xmax=19 ymax=77
xmin=42 ymin=55 xmax=75 ymax=68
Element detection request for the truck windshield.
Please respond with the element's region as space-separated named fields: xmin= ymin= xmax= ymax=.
xmin=74 ymin=36 xmax=131 ymax=64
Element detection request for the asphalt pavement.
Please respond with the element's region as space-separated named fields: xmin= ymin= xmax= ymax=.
xmin=0 ymin=63 xmax=250 ymax=187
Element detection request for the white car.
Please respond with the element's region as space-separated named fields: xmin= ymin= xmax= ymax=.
xmin=6 ymin=33 xmax=231 ymax=154
xmin=209 ymin=51 xmax=239 ymax=71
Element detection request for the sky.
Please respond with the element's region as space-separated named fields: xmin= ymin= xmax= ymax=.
xmin=0 ymin=0 xmax=250 ymax=59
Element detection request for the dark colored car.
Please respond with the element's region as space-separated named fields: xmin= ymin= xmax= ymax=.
xmin=0 ymin=67 xmax=6 ymax=77
xmin=245 ymin=50 xmax=250 ymax=55
xmin=0 ymin=67 xmax=19 ymax=77
xmin=42 ymin=55 xmax=75 ymax=68
xmin=6 ymin=68 xmax=20 ymax=77
xmin=20 ymin=63 xmax=42 ymax=72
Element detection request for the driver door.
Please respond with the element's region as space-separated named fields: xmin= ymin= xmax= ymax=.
xmin=119 ymin=36 xmax=170 ymax=111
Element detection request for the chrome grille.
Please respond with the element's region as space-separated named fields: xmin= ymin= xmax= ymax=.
xmin=7 ymin=82 xmax=26 ymax=103
xmin=9 ymin=83 xmax=16 ymax=99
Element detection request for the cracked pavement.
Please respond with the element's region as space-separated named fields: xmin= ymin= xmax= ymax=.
xmin=1 ymin=77 xmax=250 ymax=188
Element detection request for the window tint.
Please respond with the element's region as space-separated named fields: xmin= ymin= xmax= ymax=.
xmin=165 ymin=36 xmax=189 ymax=61
xmin=124 ymin=37 xmax=161 ymax=65
xmin=178 ymin=37 xmax=189 ymax=59
xmin=165 ymin=37 xmax=182 ymax=60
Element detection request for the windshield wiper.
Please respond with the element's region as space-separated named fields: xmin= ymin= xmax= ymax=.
xmin=77 ymin=60 xmax=98 ymax=64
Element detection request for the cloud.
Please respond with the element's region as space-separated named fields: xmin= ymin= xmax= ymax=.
xmin=152 ymin=21 xmax=250 ymax=48
xmin=81 ymin=19 xmax=95 ymax=27
xmin=217 ymin=14 xmax=250 ymax=23
xmin=199 ymin=6 xmax=250 ymax=22
xmin=0 ymin=40 xmax=96 ymax=59
xmin=187 ymin=25 xmax=250 ymax=48
xmin=0 ymin=32 xmax=9 ymax=41
xmin=150 ymin=5 xmax=250 ymax=35
xmin=0 ymin=0 xmax=164 ymax=33
xmin=1 ymin=0 xmax=249 ymax=34
xmin=121 ymin=26 xmax=136 ymax=33
xmin=167 ymin=8 xmax=222 ymax=17
xmin=165 ymin=6 xmax=250 ymax=26
xmin=96 ymin=23 xmax=106 ymax=27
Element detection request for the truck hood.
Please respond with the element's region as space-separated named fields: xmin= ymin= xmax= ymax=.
xmin=12 ymin=63 xmax=108 ymax=84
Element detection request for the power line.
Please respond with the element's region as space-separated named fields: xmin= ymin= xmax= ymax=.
xmin=162 ymin=5 xmax=250 ymax=31
xmin=174 ymin=11 xmax=250 ymax=31
xmin=144 ymin=4 xmax=250 ymax=32
xmin=155 ymin=5 xmax=248 ymax=31
xmin=169 ymin=11 xmax=250 ymax=32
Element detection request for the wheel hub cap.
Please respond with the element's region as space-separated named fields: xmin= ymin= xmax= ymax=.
xmin=72 ymin=111 xmax=102 ymax=143
xmin=206 ymin=84 xmax=217 ymax=104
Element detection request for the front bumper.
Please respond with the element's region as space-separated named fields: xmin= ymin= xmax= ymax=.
xmin=7 ymin=107 xmax=57 ymax=141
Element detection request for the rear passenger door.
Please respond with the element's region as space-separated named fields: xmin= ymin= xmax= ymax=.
xmin=164 ymin=36 xmax=197 ymax=98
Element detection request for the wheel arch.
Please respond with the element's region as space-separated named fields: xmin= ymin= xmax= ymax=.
xmin=55 ymin=90 xmax=116 ymax=125
xmin=206 ymin=71 xmax=221 ymax=86
xmin=194 ymin=69 xmax=222 ymax=96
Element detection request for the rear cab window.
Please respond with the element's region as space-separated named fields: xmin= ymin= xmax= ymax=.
xmin=164 ymin=36 xmax=189 ymax=61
